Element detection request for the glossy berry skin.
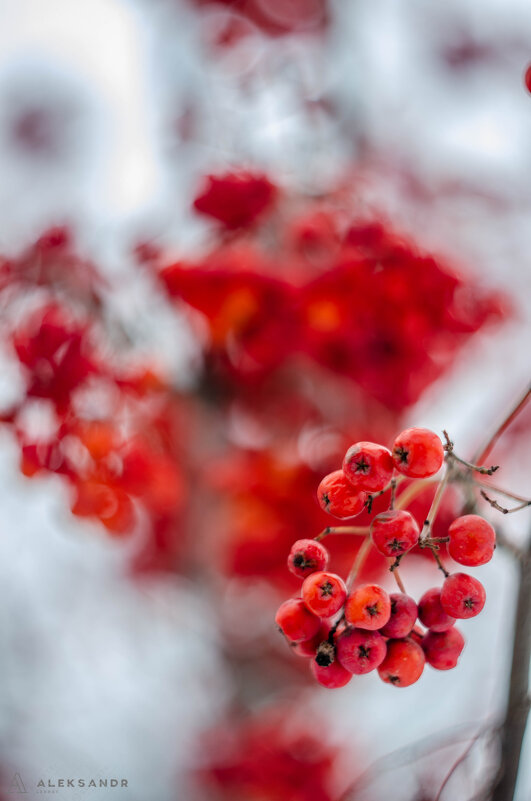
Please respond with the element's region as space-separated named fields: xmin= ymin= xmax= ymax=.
xmin=440 ymin=573 xmax=486 ymax=619
xmin=302 ymin=571 xmax=347 ymax=617
xmin=422 ymin=628 xmax=465 ymax=670
xmin=370 ymin=510 xmax=419 ymax=557
xmin=275 ymin=599 xmax=321 ymax=642
xmin=317 ymin=470 xmax=367 ymax=519
xmin=342 ymin=442 xmax=394 ymax=493
xmin=287 ymin=539 xmax=329 ymax=578
xmin=448 ymin=515 xmax=496 ymax=567
xmin=311 ymin=657 xmax=352 ymax=688
xmin=418 ymin=587 xmax=456 ymax=632
xmin=378 ymin=638 xmax=425 ymax=687
xmin=392 ymin=428 xmax=444 ymax=479
xmin=380 ymin=594 xmax=418 ymax=639
xmin=336 ymin=628 xmax=387 ymax=674
xmin=344 ymin=584 xmax=391 ymax=630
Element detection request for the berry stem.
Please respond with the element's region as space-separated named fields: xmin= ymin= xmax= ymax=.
xmin=474 ymin=381 xmax=531 ymax=466
xmin=394 ymin=479 xmax=438 ymax=513
xmin=480 ymin=490 xmax=531 ymax=515
xmin=474 ymin=481 xmax=531 ymax=505
xmin=346 ymin=536 xmax=373 ymax=591
xmin=443 ymin=430 xmax=499 ymax=475
xmin=420 ymin=467 xmax=450 ymax=544
xmin=389 ymin=563 xmax=407 ymax=594
xmin=314 ymin=525 xmax=370 ymax=542
xmin=491 ymin=528 xmax=531 ymax=801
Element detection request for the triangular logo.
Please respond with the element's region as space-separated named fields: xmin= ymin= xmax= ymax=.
xmin=8 ymin=773 xmax=27 ymax=793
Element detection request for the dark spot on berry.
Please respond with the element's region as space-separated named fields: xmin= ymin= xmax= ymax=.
xmin=354 ymin=457 xmax=370 ymax=474
xmin=389 ymin=675 xmax=401 ymax=684
xmin=293 ymin=553 xmax=305 ymax=567
xmin=464 ymin=598 xmax=475 ymax=609
xmin=315 ymin=641 xmax=335 ymax=667
xmin=320 ymin=581 xmax=334 ymax=597
xmin=389 ymin=538 xmax=406 ymax=553
xmin=321 ymin=492 xmax=330 ymax=510
xmin=366 ymin=604 xmax=379 ymax=617
xmin=394 ymin=446 xmax=409 ymax=464
xmin=390 ymin=599 xmax=397 ymax=613
xmin=358 ymin=645 xmax=371 ymax=659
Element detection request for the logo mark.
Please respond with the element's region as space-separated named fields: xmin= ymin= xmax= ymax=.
xmin=8 ymin=774 xmax=27 ymax=794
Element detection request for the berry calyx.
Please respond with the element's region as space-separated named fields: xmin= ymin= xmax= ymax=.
xmin=378 ymin=638 xmax=425 ymax=687
xmin=447 ymin=514 xmax=496 ymax=567
xmin=275 ymin=599 xmax=321 ymax=642
xmin=344 ymin=584 xmax=391 ymax=630
xmin=317 ymin=470 xmax=368 ymax=519
xmin=370 ymin=510 xmax=420 ymax=558
xmin=287 ymin=539 xmax=330 ymax=578
xmin=342 ymin=442 xmax=394 ymax=493
xmin=302 ymin=571 xmax=347 ymax=617
xmin=418 ymin=587 xmax=456 ymax=632
xmin=380 ymin=593 xmax=418 ymax=639
xmin=422 ymin=628 xmax=465 ymax=670
xmin=336 ymin=628 xmax=387 ymax=674
xmin=440 ymin=573 xmax=486 ymax=619
xmin=311 ymin=657 xmax=352 ymax=688
xmin=290 ymin=623 xmax=331 ymax=657
xmin=392 ymin=428 xmax=444 ymax=478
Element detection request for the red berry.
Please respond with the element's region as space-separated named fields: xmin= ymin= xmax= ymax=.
xmin=448 ymin=514 xmax=496 ymax=567
xmin=290 ymin=623 xmax=331 ymax=657
xmin=525 ymin=64 xmax=531 ymax=94
xmin=317 ymin=470 xmax=367 ymax=519
xmin=336 ymin=628 xmax=387 ymax=674
xmin=380 ymin=593 xmax=418 ymax=639
xmin=275 ymin=599 xmax=321 ymax=642
xmin=287 ymin=538 xmax=329 ymax=578
xmin=378 ymin=638 xmax=425 ymax=687
xmin=302 ymin=571 xmax=347 ymax=617
xmin=392 ymin=428 xmax=444 ymax=478
xmin=342 ymin=442 xmax=394 ymax=493
xmin=344 ymin=584 xmax=391 ymax=630
xmin=370 ymin=510 xmax=419 ymax=558
xmin=418 ymin=587 xmax=456 ymax=632
xmin=310 ymin=657 xmax=352 ymax=689
xmin=422 ymin=628 xmax=465 ymax=670
xmin=440 ymin=573 xmax=486 ymax=619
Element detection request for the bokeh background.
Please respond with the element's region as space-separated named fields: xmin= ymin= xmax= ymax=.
xmin=0 ymin=0 xmax=530 ymax=799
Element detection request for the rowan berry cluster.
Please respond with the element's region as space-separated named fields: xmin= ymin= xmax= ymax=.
xmin=276 ymin=427 xmax=498 ymax=689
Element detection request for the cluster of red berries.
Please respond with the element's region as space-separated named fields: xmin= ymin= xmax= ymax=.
xmin=275 ymin=428 xmax=496 ymax=688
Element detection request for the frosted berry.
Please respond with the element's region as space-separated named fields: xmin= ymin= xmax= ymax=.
xmin=336 ymin=628 xmax=387 ymax=674
xmin=380 ymin=593 xmax=418 ymax=639
xmin=418 ymin=587 xmax=456 ymax=632
xmin=422 ymin=628 xmax=465 ymax=670
xmin=275 ymin=599 xmax=321 ymax=642
xmin=287 ymin=539 xmax=329 ymax=578
xmin=317 ymin=470 xmax=367 ymax=519
xmin=440 ymin=573 xmax=486 ymax=619
xmin=345 ymin=584 xmax=391 ymax=630
xmin=448 ymin=514 xmax=496 ymax=567
xmin=378 ymin=638 xmax=425 ymax=687
xmin=342 ymin=442 xmax=394 ymax=493
xmin=370 ymin=510 xmax=419 ymax=557
xmin=302 ymin=571 xmax=347 ymax=617
xmin=392 ymin=428 xmax=444 ymax=478
xmin=311 ymin=657 xmax=352 ymax=688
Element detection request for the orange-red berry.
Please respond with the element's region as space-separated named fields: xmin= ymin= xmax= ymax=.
xmin=302 ymin=571 xmax=347 ymax=617
xmin=380 ymin=593 xmax=418 ymax=639
xmin=448 ymin=514 xmax=496 ymax=567
xmin=336 ymin=628 xmax=387 ymax=674
xmin=440 ymin=573 xmax=486 ymax=619
xmin=317 ymin=470 xmax=367 ymax=519
xmin=310 ymin=657 xmax=352 ymax=688
xmin=275 ymin=599 xmax=321 ymax=642
xmin=392 ymin=428 xmax=444 ymax=478
xmin=290 ymin=623 xmax=331 ymax=657
xmin=418 ymin=587 xmax=456 ymax=632
xmin=287 ymin=538 xmax=329 ymax=578
xmin=344 ymin=584 xmax=391 ymax=630
xmin=422 ymin=627 xmax=465 ymax=670
xmin=342 ymin=442 xmax=394 ymax=493
xmin=370 ymin=510 xmax=419 ymax=557
xmin=378 ymin=638 xmax=425 ymax=687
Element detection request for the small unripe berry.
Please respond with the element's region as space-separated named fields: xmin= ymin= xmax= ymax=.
xmin=302 ymin=571 xmax=347 ymax=617
xmin=342 ymin=442 xmax=394 ymax=493
xmin=311 ymin=656 xmax=352 ymax=688
xmin=448 ymin=514 xmax=496 ymax=567
xmin=275 ymin=599 xmax=321 ymax=642
xmin=392 ymin=428 xmax=444 ymax=478
xmin=380 ymin=593 xmax=418 ymax=639
xmin=336 ymin=628 xmax=387 ymax=674
xmin=345 ymin=584 xmax=391 ymax=630
xmin=370 ymin=510 xmax=419 ymax=557
xmin=440 ymin=573 xmax=486 ymax=619
xmin=422 ymin=628 xmax=465 ymax=670
xmin=378 ymin=638 xmax=425 ymax=687
xmin=287 ymin=539 xmax=329 ymax=578
xmin=317 ymin=470 xmax=367 ymax=519
xmin=418 ymin=587 xmax=456 ymax=632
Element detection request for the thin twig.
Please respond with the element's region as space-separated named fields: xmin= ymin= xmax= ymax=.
xmin=390 ymin=564 xmax=407 ymax=594
xmin=420 ymin=466 xmax=450 ymax=544
xmin=474 ymin=382 xmax=531 ymax=466
xmin=315 ymin=525 xmax=369 ymax=542
xmin=474 ymin=481 xmax=531 ymax=505
xmin=480 ymin=490 xmax=531 ymax=516
xmin=443 ymin=430 xmax=499 ymax=475
xmin=346 ymin=537 xmax=373 ymax=591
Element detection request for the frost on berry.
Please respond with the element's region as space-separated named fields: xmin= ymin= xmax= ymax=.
xmin=370 ymin=510 xmax=419 ymax=557
xmin=440 ymin=573 xmax=486 ymax=619
xmin=422 ymin=628 xmax=465 ymax=670
xmin=378 ymin=638 xmax=425 ymax=688
xmin=311 ymin=657 xmax=352 ymax=689
xmin=275 ymin=599 xmax=321 ymax=642
xmin=380 ymin=593 xmax=418 ymax=639
xmin=302 ymin=571 xmax=347 ymax=617
xmin=287 ymin=539 xmax=329 ymax=578
xmin=418 ymin=587 xmax=456 ymax=633
xmin=336 ymin=628 xmax=387 ymax=674
xmin=342 ymin=442 xmax=394 ymax=493
xmin=344 ymin=584 xmax=391 ymax=630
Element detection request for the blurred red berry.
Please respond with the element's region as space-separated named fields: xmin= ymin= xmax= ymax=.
xmin=418 ymin=587 xmax=456 ymax=632
xmin=422 ymin=627 xmax=465 ymax=670
xmin=380 ymin=593 xmax=418 ymax=639
xmin=378 ymin=638 xmax=425 ymax=687
xmin=276 ymin=599 xmax=321 ymax=642
xmin=311 ymin=657 xmax=352 ymax=689
xmin=193 ymin=171 xmax=277 ymax=230
xmin=448 ymin=514 xmax=496 ymax=566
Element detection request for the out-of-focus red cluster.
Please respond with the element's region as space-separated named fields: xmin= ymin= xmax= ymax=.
xmin=191 ymin=0 xmax=329 ymax=37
